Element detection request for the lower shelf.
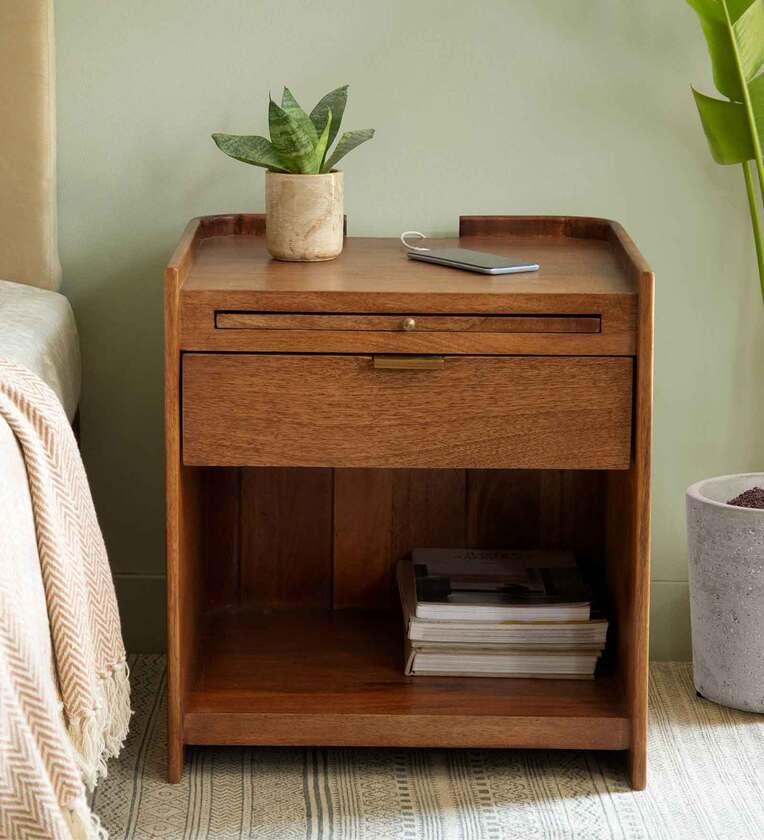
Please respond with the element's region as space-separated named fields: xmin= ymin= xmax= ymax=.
xmin=184 ymin=609 xmax=630 ymax=751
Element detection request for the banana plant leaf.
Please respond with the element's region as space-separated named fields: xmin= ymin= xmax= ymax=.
xmin=687 ymin=0 xmax=764 ymax=299
xmin=692 ymin=75 xmax=764 ymax=165
xmin=323 ymin=128 xmax=375 ymax=172
xmin=211 ymin=133 xmax=287 ymax=171
xmin=693 ymin=77 xmax=764 ymax=164
xmin=687 ymin=0 xmax=763 ymax=100
xmin=310 ymin=85 xmax=348 ymax=151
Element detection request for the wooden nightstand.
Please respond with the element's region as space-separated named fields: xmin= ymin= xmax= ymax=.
xmin=165 ymin=214 xmax=653 ymax=788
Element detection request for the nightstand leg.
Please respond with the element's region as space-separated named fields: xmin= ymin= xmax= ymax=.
xmin=629 ymin=742 xmax=647 ymax=791
xmin=165 ymin=404 xmax=201 ymax=782
xmin=168 ymin=734 xmax=184 ymax=783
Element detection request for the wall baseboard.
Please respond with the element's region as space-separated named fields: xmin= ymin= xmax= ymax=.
xmin=650 ymin=581 xmax=691 ymax=661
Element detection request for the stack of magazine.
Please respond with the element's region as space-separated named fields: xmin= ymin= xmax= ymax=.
xmin=397 ymin=548 xmax=608 ymax=679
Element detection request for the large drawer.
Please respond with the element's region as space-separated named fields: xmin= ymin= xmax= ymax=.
xmin=182 ymin=354 xmax=633 ymax=469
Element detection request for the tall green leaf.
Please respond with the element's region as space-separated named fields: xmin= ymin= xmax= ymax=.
xmin=692 ymin=79 xmax=764 ymax=164
xmin=323 ymin=128 xmax=375 ymax=172
xmin=211 ymin=134 xmax=287 ymax=171
xmin=688 ymin=0 xmax=739 ymax=98
xmin=310 ymin=109 xmax=333 ymax=174
xmin=733 ymin=0 xmax=764 ymax=79
xmin=687 ymin=0 xmax=764 ymax=300
xmin=310 ymin=85 xmax=348 ymax=150
xmin=281 ymin=87 xmax=318 ymax=144
xmin=268 ymin=98 xmax=319 ymax=173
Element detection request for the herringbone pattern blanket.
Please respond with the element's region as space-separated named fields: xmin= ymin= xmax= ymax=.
xmin=0 ymin=360 xmax=130 ymax=839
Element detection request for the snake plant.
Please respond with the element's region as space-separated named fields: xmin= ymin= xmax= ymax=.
xmin=687 ymin=0 xmax=764 ymax=300
xmin=212 ymin=85 xmax=374 ymax=175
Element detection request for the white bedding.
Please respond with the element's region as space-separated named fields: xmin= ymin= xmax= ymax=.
xmin=0 ymin=279 xmax=80 ymax=420
xmin=0 ymin=278 xmax=80 ymax=682
xmin=0 ymin=280 xmax=83 ymax=834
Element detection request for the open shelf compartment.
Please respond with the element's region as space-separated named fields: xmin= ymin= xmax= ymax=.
xmin=185 ymin=607 xmax=628 ymax=749
xmin=183 ymin=466 xmax=634 ymax=753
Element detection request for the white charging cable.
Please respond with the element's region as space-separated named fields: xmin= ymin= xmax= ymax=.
xmin=400 ymin=231 xmax=430 ymax=251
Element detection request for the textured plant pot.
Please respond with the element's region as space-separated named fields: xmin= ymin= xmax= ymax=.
xmin=686 ymin=473 xmax=764 ymax=713
xmin=265 ymin=170 xmax=343 ymax=261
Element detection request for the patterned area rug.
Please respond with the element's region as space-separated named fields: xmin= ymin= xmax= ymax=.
xmin=91 ymin=656 xmax=764 ymax=839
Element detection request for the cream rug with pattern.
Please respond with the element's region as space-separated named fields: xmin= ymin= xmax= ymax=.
xmin=91 ymin=656 xmax=764 ymax=839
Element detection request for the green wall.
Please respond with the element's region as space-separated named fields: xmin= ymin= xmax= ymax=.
xmin=55 ymin=0 xmax=764 ymax=657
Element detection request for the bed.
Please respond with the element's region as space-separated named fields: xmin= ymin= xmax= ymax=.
xmin=0 ymin=0 xmax=80 ymax=620
xmin=0 ymin=3 xmax=128 ymax=838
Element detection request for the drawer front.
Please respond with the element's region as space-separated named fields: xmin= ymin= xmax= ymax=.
xmin=182 ymin=354 xmax=633 ymax=469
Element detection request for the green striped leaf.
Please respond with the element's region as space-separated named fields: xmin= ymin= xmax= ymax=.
xmin=213 ymin=85 xmax=374 ymax=175
xmin=310 ymin=86 xmax=348 ymax=150
xmin=323 ymin=128 xmax=375 ymax=172
xmin=268 ymin=98 xmax=318 ymax=173
xmin=311 ymin=109 xmax=333 ymax=174
xmin=281 ymin=87 xmax=318 ymax=144
xmin=211 ymin=134 xmax=287 ymax=171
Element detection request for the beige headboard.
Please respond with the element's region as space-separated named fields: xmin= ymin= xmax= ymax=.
xmin=0 ymin=0 xmax=60 ymax=290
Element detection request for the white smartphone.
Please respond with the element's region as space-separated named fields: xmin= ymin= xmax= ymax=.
xmin=407 ymin=247 xmax=539 ymax=275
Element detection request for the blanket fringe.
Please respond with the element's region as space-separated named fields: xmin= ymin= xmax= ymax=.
xmin=64 ymin=796 xmax=108 ymax=840
xmin=67 ymin=660 xmax=132 ymax=789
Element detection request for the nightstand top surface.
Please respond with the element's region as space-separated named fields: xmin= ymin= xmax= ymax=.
xmin=181 ymin=232 xmax=636 ymax=298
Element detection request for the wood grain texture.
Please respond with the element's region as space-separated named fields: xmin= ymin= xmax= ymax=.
xmin=391 ymin=469 xmax=467 ymax=565
xmin=604 ymin=275 xmax=653 ymax=790
xmin=165 ymin=249 xmax=204 ymax=783
xmin=185 ymin=610 xmax=629 ymax=750
xmin=627 ymin=268 xmax=654 ymax=790
xmin=182 ymin=354 xmax=634 ymax=470
xmin=181 ymin=221 xmax=634 ymax=298
xmin=166 ymin=215 xmax=653 ymax=788
xmin=184 ymin=313 xmax=636 ymax=355
xmin=467 ymin=470 xmax=544 ymax=549
xmin=202 ymin=468 xmax=240 ymax=609
xmin=332 ymin=469 xmax=465 ymax=609
xmin=332 ymin=469 xmax=394 ymax=609
xmin=216 ymin=312 xmax=601 ymax=334
xmin=466 ymin=470 xmax=606 ymax=556
xmin=459 ymin=215 xmax=614 ymax=240
xmin=174 ymin=213 xmax=638 ymax=355
xmin=239 ymin=468 xmax=333 ymax=609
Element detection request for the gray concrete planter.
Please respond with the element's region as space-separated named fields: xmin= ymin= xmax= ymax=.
xmin=686 ymin=473 xmax=764 ymax=713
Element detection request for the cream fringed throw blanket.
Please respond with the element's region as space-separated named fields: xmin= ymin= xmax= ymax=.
xmin=0 ymin=360 xmax=130 ymax=839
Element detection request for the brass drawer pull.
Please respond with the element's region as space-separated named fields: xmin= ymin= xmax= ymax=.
xmin=400 ymin=317 xmax=416 ymax=331
xmin=372 ymin=355 xmax=444 ymax=371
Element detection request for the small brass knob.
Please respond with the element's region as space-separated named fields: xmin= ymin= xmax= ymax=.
xmin=401 ymin=317 xmax=416 ymax=332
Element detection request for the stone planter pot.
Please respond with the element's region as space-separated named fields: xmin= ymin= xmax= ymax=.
xmin=686 ymin=473 xmax=764 ymax=713
xmin=265 ymin=170 xmax=343 ymax=262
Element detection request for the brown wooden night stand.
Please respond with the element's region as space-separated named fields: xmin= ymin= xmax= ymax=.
xmin=165 ymin=214 xmax=653 ymax=788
